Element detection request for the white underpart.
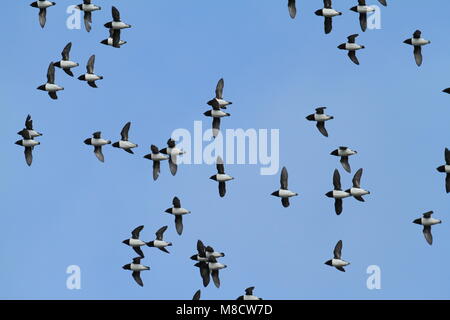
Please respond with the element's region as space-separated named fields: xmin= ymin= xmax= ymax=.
xmin=332 ymin=259 xmax=350 ymax=267
xmin=422 ymin=218 xmax=441 ymax=226
xmin=211 ymin=110 xmax=229 ymax=118
xmin=216 ymin=174 xmax=233 ymax=182
xmin=45 ymin=83 xmax=63 ymax=92
xmin=322 ymin=8 xmax=341 ymax=17
xmin=279 ymin=189 xmax=298 ymax=198
xmin=333 ymin=190 xmax=351 ymax=199
xmin=314 ymin=114 xmax=332 ymax=121
xmin=60 ymin=61 xmax=78 ymax=69
xmin=153 ymin=240 xmax=170 ymax=248
xmin=37 ymin=1 xmax=54 ymax=9
xmin=129 ymin=239 xmax=146 ymax=247
xmin=350 ymin=188 xmax=369 ymax=196
xmin=411 ymin=38 xmax=430 ymax=46
xmin=91 ymin=138 xmax=110 ymax=146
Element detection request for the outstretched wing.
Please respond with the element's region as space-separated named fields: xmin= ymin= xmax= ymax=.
xmin=62 ymin=42 xmax=72 ymax=60
xmin=333 ymin=240 xmax=343 ymax=259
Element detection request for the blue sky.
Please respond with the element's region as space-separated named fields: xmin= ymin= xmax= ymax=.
xmin=1 ymin=1 xmax=450 ymax=299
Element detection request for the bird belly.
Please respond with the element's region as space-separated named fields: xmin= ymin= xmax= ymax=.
xmin=323 ymin=9 xmax=340 ymax=17
xmin=216 ymin=174 xmax=233 ymax=182
xmin=60 ymin=61 xmax=78 ymax=68
xmin=333 ymin=190 xmax=350 ymax=199
xmin=350 ymin=188 xmax=368 ymax=196
xmin=129 ymin=239 xmax=145 ymax=246
xmin=412 ymin=38 xmax=430 ymax=46
xmin=279 ymin=189 xmax=297 ymax=198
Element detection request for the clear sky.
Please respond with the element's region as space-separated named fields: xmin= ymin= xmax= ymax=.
xmin=1 ymin=1 xmax=450 ymax=300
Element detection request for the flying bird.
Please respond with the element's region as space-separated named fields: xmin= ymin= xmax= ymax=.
xmin=112 ymin=122 xmax=138 ymax=154
xmin=207 ymin=78 xmax=232 ymax=110
xmin=338 ymin=34 xmax=365 ymax=65
xmin=147 ymin=226 xmax=173 ymax=254
xmin=210 ymin=156 xmax=234 ymax=197
xmin=30 ymin=0 xmax=56 ymax=28
xmin=271 ymin=166 xmax=298 ymax=208
xmin=122 ymin=225 xmax=151 ymax=258
xmin=325 ymin=169 xmax=351 ymax=215
xmin=237 ymin=287 xmax=263 ymax=300
xmin=413 ymin=211 xmax=442 ymax=245
xmin=436 ymin=148 xmax=450 ymax=193
xmin=160 ymin=138 xmax=185 ymax=176
xmin=101 ymin=28 xmax=127 ymax=48
xmin=17 ymin=115 xmax=42 ymax=139
xmin=53 ymin=42 xmax=79 ymax=77
xmin=15 ymin=130 xmax=40 ymax=166
xmin=330 ymin=147 xmax=357 ymax=173
xmin=78 ymin=55 xmax=103 ymax=88
xmin=122 ymin=257 xmax=150 ymax=287
xmin=315 ymin=0 xmax=342 ymax=34
xmin=345 ymin=168 xmax=370 ymax=201
xmin=165 ymin=196 xmax=191 ymax=235
xmin=143 ymin=145 xmax=169 ymax=181
xmin=325 ymin=240 xmax=350 ymax=272
xmin=350 ymin=1 xmax=375 ymax=32
xmin=191 ymin=240 xmax=208 ymax=262
xmin=403 ymin=30 xmax=431 ymax=67
xmin=75 ymin=0 xmax=101 ymax=32
xmin=192 ymin=290 xmax=201 ymax=300
xmin=84 ymin=131 xmax=111 ymax=162
xmin=306 ymin=107 xmax=334 ymax=137
xmin=104 ymin=6 xmax=131 ymax=48
xmin=288 ymin=0 xmax=297 ymax=19
xmin=37 ymin=62 xmax=64 ymax=100
xmin=205 ymin=246 xmax=225 ymax=260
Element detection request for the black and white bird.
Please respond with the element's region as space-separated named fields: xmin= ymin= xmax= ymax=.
xmin=330 ymin=147 xmax=357 ymax=173
xmin=17 ymin=115 xmax=42 ymax=139
xmin=205 ymin=246 xmax=225 ymax=260
xmin=122 ymin=225 xmax=151 ymax=258
xmin=192 ymin=240 xmax=210 ymax=287
xmin=147 ymin=226 xmax=173 ymax=254
xmin=325 ymin=169 xmax=350 ymax=215
xmin=325 ymin=240 xmax=350 ymax=272
xmin=338 ymin=34 xmax=365 ymax=65
xmin=101 ymin=28 xmax=127 ymax=48
xmin=345 ymin=168 xmax=370 ymax=202
xmin=315 ymin=0 xmax=342 ymax=34
xmin=160 ymin=138 xmax=185 ymax=176
xmin=30 ymin=1 xmax=55 ymax=28
xmin=78 ymin=55 xmax=103 ymax=88
xmin=191 ymin=240 xmax=208 ymax=262
xmin=112 ymin=122 xmax=138 ymax=154
xmin=403 ymin=30 xmax=431 ymax=67
xmin=288 ymin=0 xmax=297 ymax=19
xmin=143 ymin=145 xmax=169 ymax=181
xmin=413 ymin=211 xmax=442 ymax=245
xmin=436 ymin=148 xmax=450 ymax=193
xmin=75 ymin=0 xmax=101 ymax=32
xmin=210 ymin=156 xmax=234 ymax=197
xmin=37 ymin=62 xmax=64 ymax=100
xmin=207 ymin=78 xmax=232 ymax=110
xmin=237 ymin=287 xmax=263 ymax=300
xmin=271 ymin=166 xmax=298 ymax=208
xmin=350 ymin=1 xmax=375 ymax=32
xmin=104 ymin=6 xmax=131 ymax=48
xmin=207 ymin=256 xmax=227 ymax=288
xmin=204 ymin=106 xmax=230 ymax=138
xmin=84 ymin=131 xmax=111 ymax=162
xmin=15 ymin=130 xmax=40 ymax=166
xmin=122 ymin=257 xmax=150 ymax=287
xmin=165 ymin=196 xmax=191 ymax=235
xmin=306 ymin=107 xmax=334 ymax=137
xmin=53 ymin=42 xmax=79 ymax=77
xmin=192 ymin=290 xmax=201 ymax=300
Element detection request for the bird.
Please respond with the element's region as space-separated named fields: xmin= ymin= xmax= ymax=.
xmin=143 ymin=145 xmax=169 ymax=181
xmin=205 ymin=246 xmax=225 ymax=260
xmin=207 ymin=78 xmax=232 ymax=110
xmin=15 ymin=130 xmax=40 ymax=166
xmin=122 ymin=225 xmax=151 ymax=258
xmin=160 ymin=138 xmax=185 ymax=176
xmin=53 ymin=42 xmax=79 ymax=77
xmin=84 ymin=131 xmax=111 ymax=162
xmin=345 ymin=168 xmax=370 ymax=201
xmin=78 ymin=55 xmax=103 ymax=88
xmin=378 ymin=0 xmax=387 ymax=6
xmin=104 ymin=6 xmax=131 ymax=48
xmin=101 ymin=28 xmax=127 ymax=48
xmin=190 ymin=240 xmax=208 ymax=262
xmin=325 ymin=169 xmax=351 ymax=215
xmin=147 ymin=226 xmax=172 ymax=254
xmin=17 ymin=115 xmax=42 ymax=139
xmin=436 ymin=148 xmax=450 ymax=193
xmin=192 ymin=290 xmax=201 ymax=300
xmin=350 ymin=1 xmax=375 ymax=32
xmin=306 ymin=107 xmax=334 ymax=137
xmin=207 ymin=256 xmax=227 ymax=288
xmin=315 ymin=0 xmax=342 ymax=34
xmin=338 ymin=34 xmax=365 ymax=65
xmin=325 ymin=240 xmax=350 ymax=272
xmin=237 ymin=287 xmax=263 ymax=300
xmin=75 ymin=0 xmax=101 ymax=32
xmin=112 ymin=122 xmax=138 ymax=154
xmin=288 ymin=0 xmax=297 ymax=19
xmin=403 ymin=30 xmax=431 ymax=67
xmin=30 ymin=0 xmax=55 ymax=28
xmin=204 ymin=106 xmax=230 ymax=139
xmin=165 ymin=196 xmax=191 ymax=235
xmin=413 ymin=211 xmax=442 ymax=245
xmin=122 ymin=257 xmax=150 ymax=287
xmin=271 ymin=166 xmax=298 ymax=208
xmin=37 ymin=62 xmax=64 ymax=100
xmin=330 ymin=147 xmax=357 ymax=173
xmin=210 ymin=156 xmax=234 ymax=197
